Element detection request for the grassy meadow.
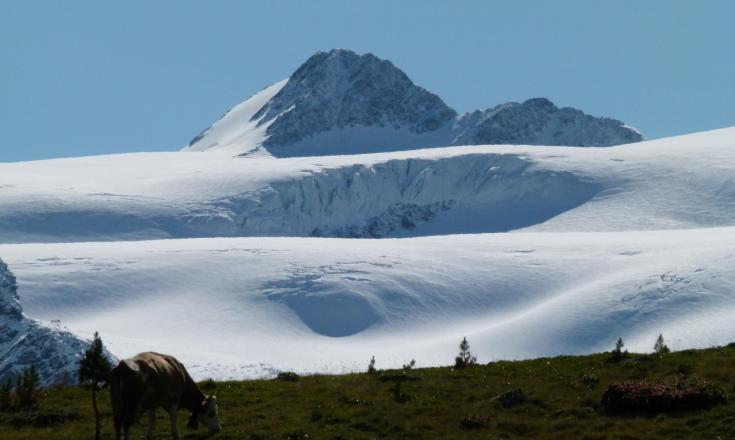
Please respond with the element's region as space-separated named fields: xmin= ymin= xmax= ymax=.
xmin=2 ymin=346 xmax=735 ymax=439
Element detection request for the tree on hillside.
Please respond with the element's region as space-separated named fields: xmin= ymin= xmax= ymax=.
xmin=654 ymin=333 xmax=670 ymax=355
xmin=455 ymin=337 xmax=477 ymax=369
xmin=78 ymin=332 xmax=112 ymax=440
xmin=610 ymin=337 xmax=627 ymax=362
xmin=16 ymin=365 xmax=40 ymax=409
xmin=0 ymin=378 xmax=13 ymax=411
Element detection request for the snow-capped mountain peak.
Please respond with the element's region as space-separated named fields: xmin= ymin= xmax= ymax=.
xmin=251 ymin=49 xmax=457 ymax=155
xmin=184 ymin=49 xmax=643 ymax=157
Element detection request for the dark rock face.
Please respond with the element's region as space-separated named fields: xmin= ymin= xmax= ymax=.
xmin=253 ymin=49 xmax=458 ymax=149
xmin=453 ymin=98 xmax=642 ymax=147
xmin=0 ymin=260 xmax=22 ymax=321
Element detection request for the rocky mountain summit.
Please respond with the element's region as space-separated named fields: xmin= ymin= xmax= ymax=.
xmin=185 ymin=49 xmax=643 ymax=157
xmin=0 ymin=259 xmax=93 ymax=386
xmin=452 ymin=98 xmax=642 ymax=147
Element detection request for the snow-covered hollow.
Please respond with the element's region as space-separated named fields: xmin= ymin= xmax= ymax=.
xmin=0 ymin=150 xmax=598 ymax=243
xmin=1 ymin=228 xmax=734 ymax=380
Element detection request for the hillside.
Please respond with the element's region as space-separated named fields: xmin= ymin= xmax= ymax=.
xmin=1 ymin=347 xmax=734 ymax=439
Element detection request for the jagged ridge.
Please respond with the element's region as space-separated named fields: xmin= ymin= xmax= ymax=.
xmin=185 ymin=49 xmax=643 ymax=156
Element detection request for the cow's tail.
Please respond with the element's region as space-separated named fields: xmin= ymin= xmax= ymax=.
xmin=110 ymin=360 xmax=143 ymax=432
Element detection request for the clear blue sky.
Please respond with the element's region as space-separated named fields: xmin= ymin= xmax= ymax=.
xmin=2 ymin=1 xmax=734 ymax=162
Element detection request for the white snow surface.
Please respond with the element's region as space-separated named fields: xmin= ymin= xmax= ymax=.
xmin=182 ymin=79 xmax=288 ymax=155
xmin=1 ymin=127 xmax=734 ymax=244
xmin=0 ymin=230 xmax=734 ymax=380
xmin=0 ymin=126 xmax=734 ymax=380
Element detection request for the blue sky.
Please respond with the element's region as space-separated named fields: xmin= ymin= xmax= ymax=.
xmin=1 ymin=0 xmax=734 ymax=162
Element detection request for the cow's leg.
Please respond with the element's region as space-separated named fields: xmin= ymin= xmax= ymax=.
xmin=169 ymin=405 xmax=180 ymax=440
xmin=146 ymin=408 xmax=156 ymax=440
xmin=123 ymin=422 xmax=130 ymax=440
xmin=114 ymin=416 xmax=121 ymax=440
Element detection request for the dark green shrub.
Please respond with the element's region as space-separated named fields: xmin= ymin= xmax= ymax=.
xmin=200 ymin=378 xmax=217 ymax=390
xmin=0 ymin=379 xmax=12 ymax=411
xmin=15 ymin=365 xmax=40 ymax=410
xmin=9 ymin=409 xmax=80 ymax=428
xmin=580 ymin=373 xmax=600 ymax=389
xmin=497 ymin=388 xmax=526 ymax=408
xmin=460 ymin=414 xmax=490 ymax=429
xmin=276 ymin=371 xmax=300 ymax=382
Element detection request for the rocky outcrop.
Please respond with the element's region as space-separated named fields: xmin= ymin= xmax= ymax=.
xmin=0 ymin=259 xmax=96 ymax=386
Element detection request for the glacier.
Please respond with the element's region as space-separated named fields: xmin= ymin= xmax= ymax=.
xmin=1 ymin=128 xmax=732 ymax=244
xmin=0 ymin=126 xmax=734 ymax=382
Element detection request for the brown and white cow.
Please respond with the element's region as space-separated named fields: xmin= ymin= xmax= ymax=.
xmin=110 ymin=352 xmax=221 ymax=440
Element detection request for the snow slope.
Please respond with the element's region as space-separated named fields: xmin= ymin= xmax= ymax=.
xmin=0 ymin=229 xmax=733 ymax=380
xmin=0 ymin=127 xmax=733 ymax=382
xmin=183 ymin=49 xmax=642 ymax=157
xmin=183 ymin=80 xmax=288 ymax=156
xmin=0 ymin=128 xmax=735 ymax=243
xmin=0 ymin=258 xmax=95 ymax=386
xmin=1 ymin=127 xmax=733 ymax=244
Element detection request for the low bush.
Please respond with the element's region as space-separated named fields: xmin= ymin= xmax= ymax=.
xmin=580 ymin=373 xmax=600 ymax=389
xmin=602 ymin=375 xmax=727 ymax=414
xmin=276 ymin=371 xmax=300 ymax=382
xmin=7 ymin=410 xmax=80 ymax=429
xmin=200 ymin=378 xmax=217 ymax=390
xmin=459 ymin=414 xmax=490 ymax=430
xmin=497 ymin=388 xmax=526 ymax=408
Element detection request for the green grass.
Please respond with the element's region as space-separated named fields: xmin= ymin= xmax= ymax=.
xmin=2 ymin=347 xmax=735 ymax=439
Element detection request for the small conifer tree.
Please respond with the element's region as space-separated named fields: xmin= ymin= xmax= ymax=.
xmin=402 ymin=359 xmax=416 ymax=371
xmin=0 ymin=378 xmax=12 ymax=411
xmin=610 ymin=337 xmax=627 ymax=362
xmin=15 ymin=365 xmax=40 ymax=409
xmin=367 ymin=356 xmax=376 ymax=374
xmin=654 ymin=333 xmax=670 ymax=355
xmin=78 ymin=332 xmax=112 ymax=440
xmin=455 ymin=337 xmax=477 ymax=369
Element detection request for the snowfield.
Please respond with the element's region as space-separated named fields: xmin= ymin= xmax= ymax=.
xmin=1 ymin=229 xmax=734 ymax=380
xmin=0 ymin=126 xmax=734 ymax=381
xmin=1 ymin=127 xmax=733 ymax=243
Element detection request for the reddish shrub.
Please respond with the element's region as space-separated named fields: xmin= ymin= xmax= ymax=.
xmin=602 ymin=375 xmax=726 ymax=414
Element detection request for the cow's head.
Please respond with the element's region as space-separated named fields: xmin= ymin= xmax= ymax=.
xmin=188 ymin=395 xmax=221 ymax=433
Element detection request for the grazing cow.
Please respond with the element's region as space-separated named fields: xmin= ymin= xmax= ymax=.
xmin=110 ymin=352 xmax=221 ymax=440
